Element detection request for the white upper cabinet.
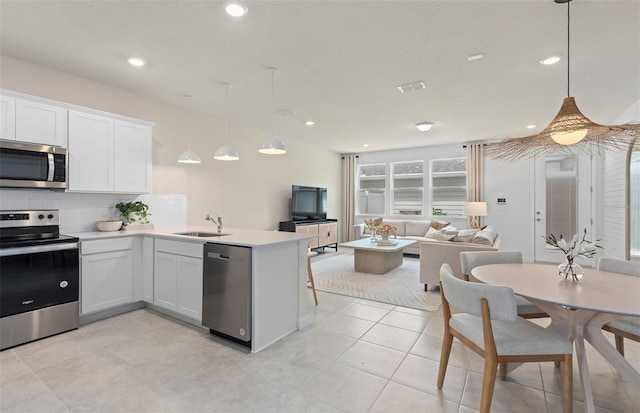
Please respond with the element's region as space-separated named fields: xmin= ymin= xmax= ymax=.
xmin=1 ymin=90 xmax=153 ymax=193
xmin=1 ymin=94 xmax=67 ymax=147
xmin=68 ymin=110 xmax=114 ymax=192
xmin=15 ymin=99 xmax=68 ymax=147
xmin=114 ymin=120 xmax=152 ymax=193
xmin=0 ymin=95 xmax=16 ymax=140
xmin=68 ymin=110 xmax=152 ymax=194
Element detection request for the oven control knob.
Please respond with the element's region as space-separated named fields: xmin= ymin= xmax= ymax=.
xmin=48 ymin=214 xmax=54 ymax=219
xmin=38 ymin=214 xmax=45 ymax=220
xmin=60 ymin=281 xmax=69 ymax=288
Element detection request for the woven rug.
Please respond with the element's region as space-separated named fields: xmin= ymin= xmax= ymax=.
xmin=311 ymin=253 xmax=441 ymax=312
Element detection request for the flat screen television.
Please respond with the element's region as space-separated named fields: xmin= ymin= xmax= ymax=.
xmin=291 ymin=185 xmax=327 ymax=221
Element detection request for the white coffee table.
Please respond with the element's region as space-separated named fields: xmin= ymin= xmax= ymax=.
xmin=339 ymin=238 xmax=416 ymax=274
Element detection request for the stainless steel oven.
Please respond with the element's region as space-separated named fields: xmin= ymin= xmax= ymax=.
xmin=0 ymin=141 xmax=67 ymax=189
xmin=0 ymin=210 xmax=79 ymax=350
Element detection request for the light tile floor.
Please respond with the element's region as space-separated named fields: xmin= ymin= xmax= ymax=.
xmin=1 ymin=290 xmax=639 ymax=413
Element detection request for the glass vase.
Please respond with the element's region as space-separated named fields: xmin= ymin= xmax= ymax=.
xmin=558 ymin=259 xmax=584 ymax=281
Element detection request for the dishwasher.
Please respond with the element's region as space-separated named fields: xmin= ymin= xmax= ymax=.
xmin=202 ymin=243 xmax=252 ymax=347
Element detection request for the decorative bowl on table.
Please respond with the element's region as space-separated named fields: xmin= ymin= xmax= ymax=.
xmin=96 ymin=220 xmax=123 ymax=232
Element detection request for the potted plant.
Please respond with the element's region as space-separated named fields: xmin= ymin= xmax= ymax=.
xmin=115 ymin=201 xmax=151 ymax=226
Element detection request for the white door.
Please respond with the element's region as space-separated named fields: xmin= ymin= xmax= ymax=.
xmin=114 ymin=120 xmax=152 ymax=193
xmin=0 ymin=95 xmax=16 ymax=140
xmin=15 ymin=99 xmax=67 ymax=147
xmin=68 ymin=110 xmax=114 ymax=192
xmin=175 ymin=256 xmax=203 ymax=321
xmin=154 ymin=251 xmax=178 ymax=311
xmin=534 ymin=153 xmax=594 ymax=264
xmin=81 ymin=250 xmax=134 ymax=314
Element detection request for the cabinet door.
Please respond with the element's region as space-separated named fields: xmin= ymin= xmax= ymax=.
xmin=319 ymin=222 xmax=338 ymax=246
xmin=15 ymin=99 xmax=67 ymax=147
xmin=141 ymin=237 xmax=155 ymax=303
xmin=296 ymin=224 xmax=319 ymax=248
xmin=68 ymin=110 xmax=114 ymax=192
xmin=154 ymin=251 xmax=178 ymax=311
xmin=81 ymin=250 xmax=134 ymax=314
xmin=114 ymin=120 xmax=152 ymax=193
xmin=0 ymin=95 xmax=16 ymax=140
xmin=175 ymin=256 xmax=203 ymax=321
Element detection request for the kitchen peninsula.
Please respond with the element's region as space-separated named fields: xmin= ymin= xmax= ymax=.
xmin=73 ymin=226 xmax=314 ymax=353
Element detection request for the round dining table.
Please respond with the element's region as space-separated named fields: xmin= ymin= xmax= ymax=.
xmin=472 ymin=263 xmax=640 ymax=413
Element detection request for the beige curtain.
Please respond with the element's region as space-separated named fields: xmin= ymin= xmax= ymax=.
xmin=342 ymin=154 xmax=358 ymax=241
xmin=466 ymin=143 xmax=485 ymax=227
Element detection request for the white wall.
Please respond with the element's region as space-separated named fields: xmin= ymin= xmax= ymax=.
xmin=0 ymin=56 xmax=342 ymax=232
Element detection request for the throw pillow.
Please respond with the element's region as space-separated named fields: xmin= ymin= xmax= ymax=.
xmin=471 ymin=230 xmax=496 ymax=245
xmin=436 ymin=232 xmax=456 ymax=242
xmin=454 ymin=229 xmax=479 ymax=243
xmin=424 ymin=226 xmax=438 ymax=239
xmin=431 ymin=220 xmax=450 ymax=230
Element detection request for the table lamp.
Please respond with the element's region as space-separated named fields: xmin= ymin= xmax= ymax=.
xmin=464 ymin=201 xmax=487 ymax=229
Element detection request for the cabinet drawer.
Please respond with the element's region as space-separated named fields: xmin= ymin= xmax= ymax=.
xmin=82 ymin=237 xmax=133 ymax=255
xmin=155 ymin=239 xmax=203 ymax=258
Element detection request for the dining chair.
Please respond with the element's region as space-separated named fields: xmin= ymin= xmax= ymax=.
xmin=597 ymin=257 xmax=640 ymax=356
xmin=307 ymin=249 xmax=318 ymax=305
xmin=438 ymin=263 xmax=573 ymax=413
xmin=459 ymin=251 xmax=548 ymax=319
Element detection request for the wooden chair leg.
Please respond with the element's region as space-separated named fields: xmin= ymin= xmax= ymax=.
xmin=561 ymin=354 xmax=573 ymax=413
xmin=424 ymin=284 xmax=428 ymax=292
xmin=307 ymin=255 xmax=318 ymax=305
xmin=480 ymin=356 xmax=498 ymax=413
xmin=499 ymin=362 xmax=508 ymax=380
xmin=437 ymin=332 xmax=454 ymax=388
xmin=614 ymin=334 xmax=625 ymax=356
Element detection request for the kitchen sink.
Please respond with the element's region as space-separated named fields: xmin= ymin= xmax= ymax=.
xmin=173 ymin=232 xmax=231 ymax=237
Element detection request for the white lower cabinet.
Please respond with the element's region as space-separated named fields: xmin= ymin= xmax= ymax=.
xmin=154 ymin=240 xmax=203 ymax=322
xmin=81 ymin=238 xmax=134 ymax=315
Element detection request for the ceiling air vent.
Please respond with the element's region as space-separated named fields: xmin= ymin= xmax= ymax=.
xmin=397 ymin=81 xmax=426 ymax=93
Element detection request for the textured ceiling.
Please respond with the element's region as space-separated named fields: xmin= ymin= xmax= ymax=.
xmin=1 ymin=0 xmax=638 ymax=154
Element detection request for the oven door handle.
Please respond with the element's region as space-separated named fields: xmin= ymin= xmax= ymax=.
xmin=0 ymin=242 xmax=78 ymax=257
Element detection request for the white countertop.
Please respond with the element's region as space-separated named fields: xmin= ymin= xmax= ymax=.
xmin=69 ymin=225 xmax=314 ymax=247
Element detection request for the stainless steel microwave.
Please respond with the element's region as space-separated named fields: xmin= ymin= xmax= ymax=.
xmin=0 ymin=141 xmax=67 ymax=190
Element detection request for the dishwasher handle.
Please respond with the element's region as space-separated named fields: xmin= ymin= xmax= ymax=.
xmin=207 ymin=252 xmax=230 ymax=260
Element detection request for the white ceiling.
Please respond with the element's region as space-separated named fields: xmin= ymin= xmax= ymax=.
xmin=1 ymin=0 xmax=638 ymax=154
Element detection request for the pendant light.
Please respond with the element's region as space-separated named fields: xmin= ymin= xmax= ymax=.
xmin=177 ymin=95 xmax=202 ymax=164
xmin=485 ymin=0 xmax=639 ymax=161
xmin=214 ymin=83 xmax=240 ymax=161
xmin=259 ymin=67 xmax=287 ymax=155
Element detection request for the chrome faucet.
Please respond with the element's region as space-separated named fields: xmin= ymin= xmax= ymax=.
xmin=205 ymin=213 xmax=223 ymax=233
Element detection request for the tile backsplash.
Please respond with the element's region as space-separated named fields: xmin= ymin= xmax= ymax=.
xmin=0 ymin=190 xmax=186 ymax=233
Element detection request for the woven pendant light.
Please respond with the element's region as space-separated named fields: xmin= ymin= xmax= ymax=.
xmin=485 ymin=0 xmax=640 ymax=161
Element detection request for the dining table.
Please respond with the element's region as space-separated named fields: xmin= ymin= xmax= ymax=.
xmin=471 ymin=263 xmax=640 ymax=413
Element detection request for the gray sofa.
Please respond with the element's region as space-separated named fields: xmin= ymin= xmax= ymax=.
xmin=420 ymin=231 xmax=502 ymax=290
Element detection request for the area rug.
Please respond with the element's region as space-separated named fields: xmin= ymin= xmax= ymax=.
xmin=311 ymin=253 xmax=441 ymax=312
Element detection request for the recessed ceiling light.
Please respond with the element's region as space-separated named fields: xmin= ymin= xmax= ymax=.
xmin=526 ymin=124 xmax=537 ymax=129
xmin=539 ymin=56 xmax=561 ymax=65
xmin=128 ymin=57 xmax=145 ymax=67
xmin=415 ymin=122 xmax=434 ymax=132
xmin=468 ymin=53 xmax=484 ymax=62
xmin=362 ymin=144 xmax=369 ymax=148
xmin=305 ymin=121 xmax=315 ymax=126
xmin=225 ymin=2 xmax=248 ymax=17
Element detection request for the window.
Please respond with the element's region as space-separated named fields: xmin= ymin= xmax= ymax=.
xmin=391 ymin=160 xmax=424 ymax=215
xmin=357 ymin=163 xmax=385 ymax=215
xmin=430 ymin=158 xmax=467 ymax=216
